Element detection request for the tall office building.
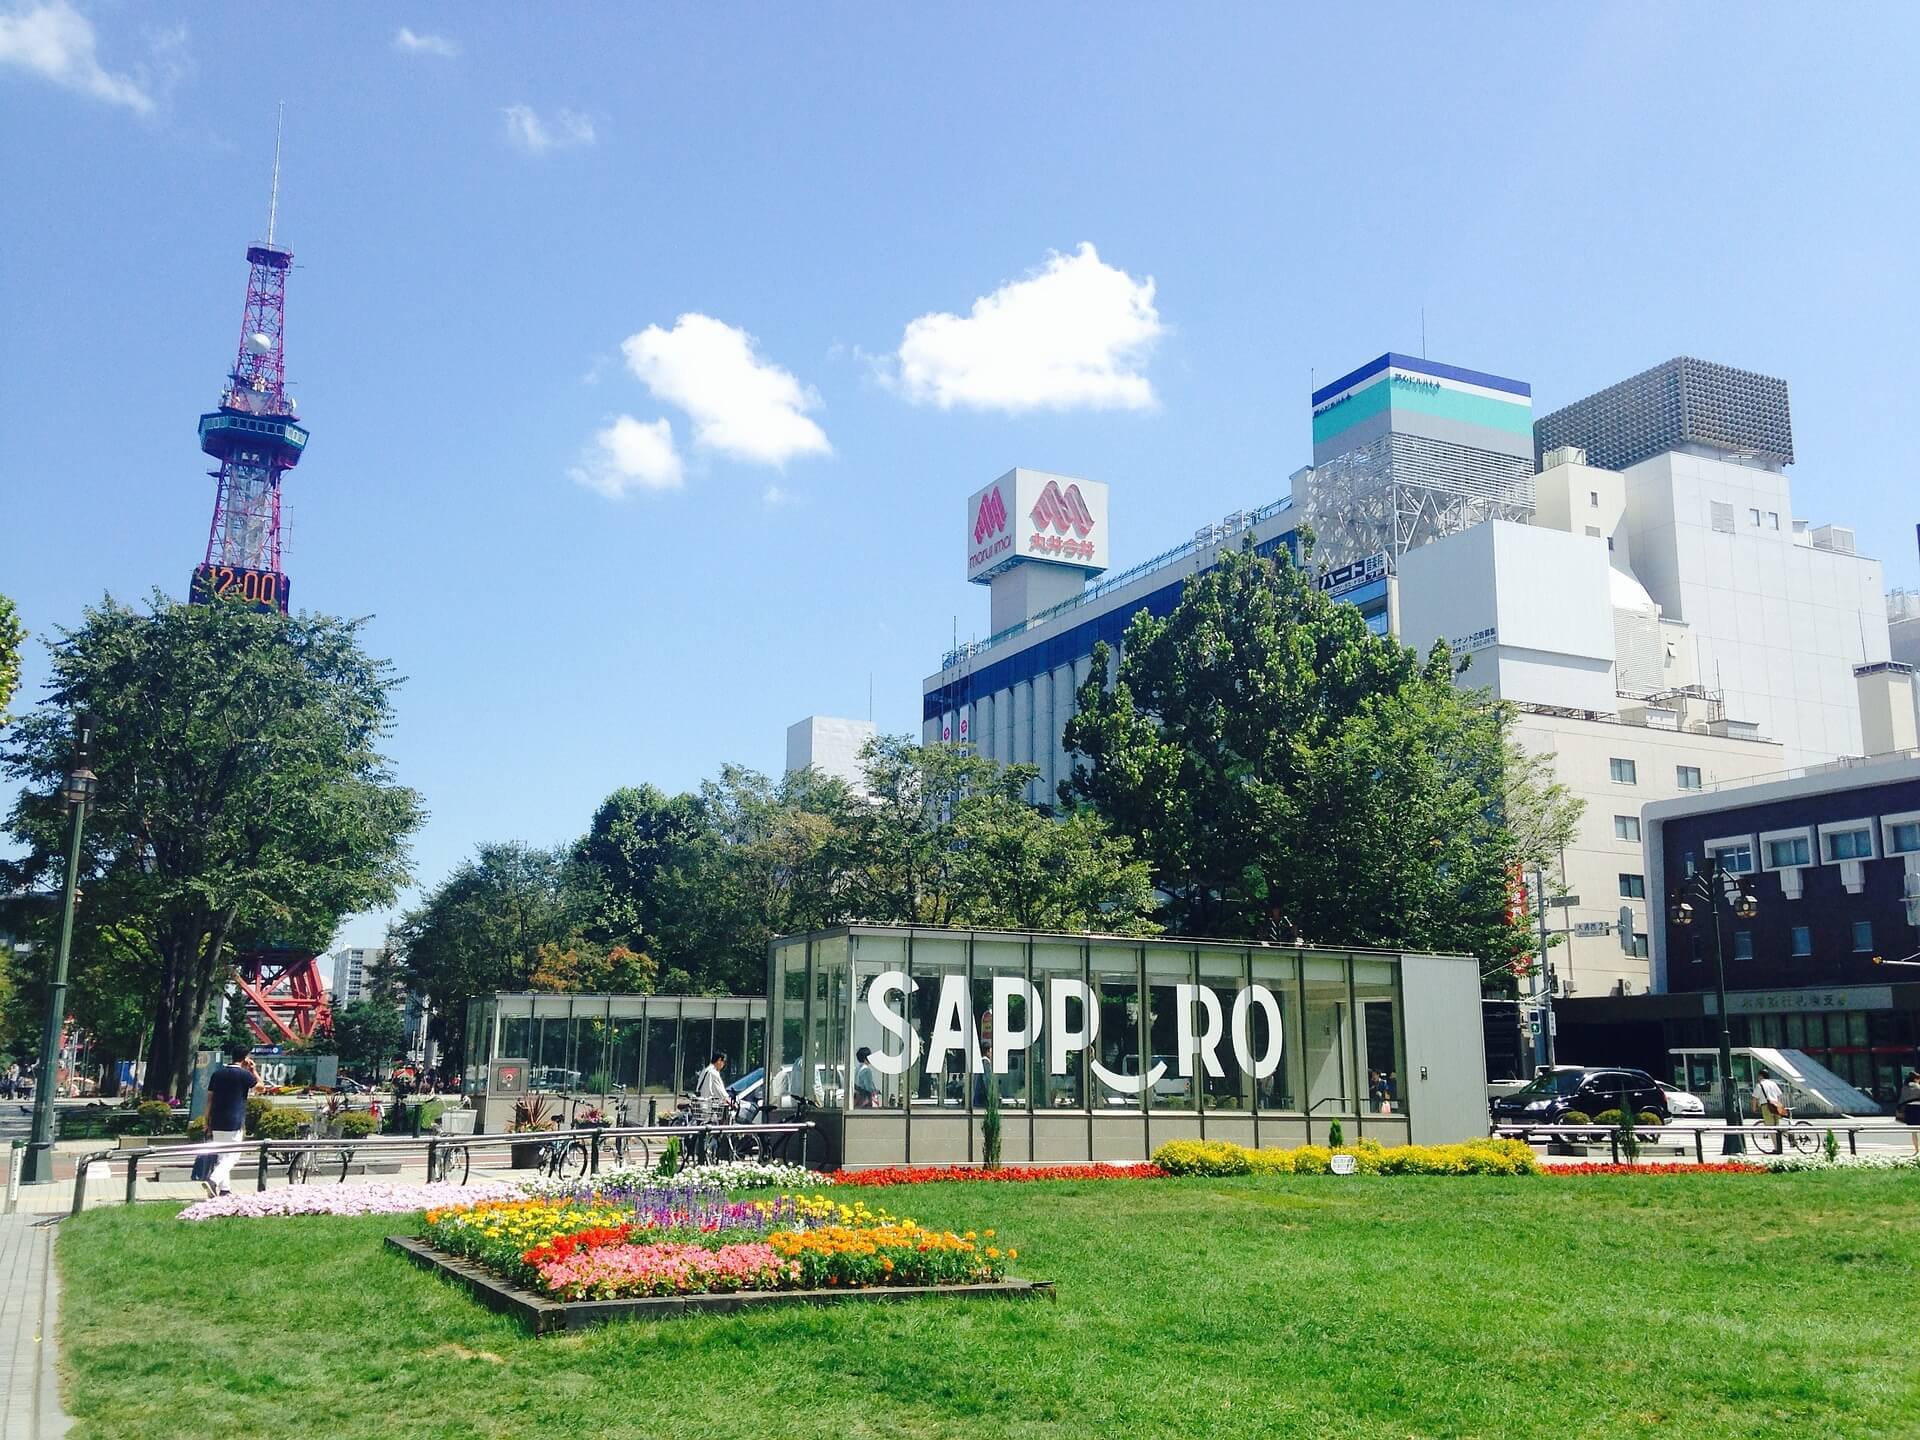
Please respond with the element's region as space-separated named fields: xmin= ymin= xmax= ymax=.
xmin=329 ymin=946 xmax=383 ymax=1006
xmin=786 ymin=715 xmax=878 ymax=795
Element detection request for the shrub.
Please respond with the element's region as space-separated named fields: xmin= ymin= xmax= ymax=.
xmin=1148 ymin=1136 xmax=1539 ymax=1178
xmin=137 ymin=1100 xmax=176 ymax=1136
xmin=244 ymin=1095 xmax=272 ymax=1137
xmin=1560 ymin=1111 xmax=1591 ymax=1126
xmin=657 ymin=1136 xmax=682 ymax=1176
xmin=1824 ymin=1128 xmax=1840 ymax=1164
xmin=186 ymin=1116 xmax=208 ymax=1140
xmin=1636 ymin=1111 xmax=1662 ymax=1127
xmin=1326 ymin=1120 xmax=1344 ymax=1149
xmin=333 ymin=1110 xmax=378 ymax=1139
xmin=254 ymin=1105 xmax=304 ymax=1140
xmin=1592 ymin=1109 xmax=1626 ymax=1127
xmin=104 ymin=1110 xmax=145 ymax=1136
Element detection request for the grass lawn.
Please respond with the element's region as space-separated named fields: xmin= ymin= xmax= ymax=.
xmin=57 ymin=1172 xmax=1920 ymax=1440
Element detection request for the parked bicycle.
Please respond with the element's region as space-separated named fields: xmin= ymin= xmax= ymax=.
xmin=1751 ymin=1114 xmax=1821 ymax=1156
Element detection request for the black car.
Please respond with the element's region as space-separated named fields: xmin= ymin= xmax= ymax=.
xmin=1490 ymin=1067 xmax=1669 ymax=1126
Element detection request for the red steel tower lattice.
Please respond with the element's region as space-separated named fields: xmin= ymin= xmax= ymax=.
xmin=190 ymin=121 xmax=309 ymax=614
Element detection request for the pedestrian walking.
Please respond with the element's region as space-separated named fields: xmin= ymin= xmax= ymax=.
xmin=2 ymin=1060 xmax=18 ymax=1099
xmin=1897 ymin=1069 xmax=1920 ymax=1155
xmin=855 ymin=1047 xmax=880 ymax=1108
xmin=201 ymin=1046 xmax=259 ymax=1196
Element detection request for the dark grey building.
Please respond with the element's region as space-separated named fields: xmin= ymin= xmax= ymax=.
xmin=1533 ymin=356 xmax=1795 ymax=472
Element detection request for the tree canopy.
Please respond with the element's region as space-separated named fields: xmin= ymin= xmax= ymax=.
xmin=1062 ymin=544 xmax=1580 ymax=970
xmin=0 ymin=593 xmax=423 ymax=1096
xmin=0 ymin=593 xmax=22 ymax=725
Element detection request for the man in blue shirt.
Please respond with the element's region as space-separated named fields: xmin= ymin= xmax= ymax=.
xmin=203 ymin=1046 xmax=259 ymax=1196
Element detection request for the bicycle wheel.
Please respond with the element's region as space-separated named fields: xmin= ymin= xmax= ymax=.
xmin=287 ymin=1150 xmax=312 ymax=1185
xmin=1786 ymin=1123 xmax=1820 ymax=1155
xmin=438 ymin=1144 xmax=470 ymax=1186
xmin=556 ymin=1139 xmax=589 ymax=1182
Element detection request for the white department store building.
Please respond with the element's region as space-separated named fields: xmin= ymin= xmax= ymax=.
xmin=921 ymin=353 xmax=1892 ymax=998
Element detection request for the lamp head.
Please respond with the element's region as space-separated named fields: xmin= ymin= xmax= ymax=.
xmin=1670 ymin=899 xmax=1696 ymax=928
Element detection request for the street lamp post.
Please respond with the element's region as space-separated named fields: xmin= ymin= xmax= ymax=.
xmin=22 ymin=714 xmax=97 ymax=1186
xmin=1668 ymin=856 xmax=1758 ymax=1158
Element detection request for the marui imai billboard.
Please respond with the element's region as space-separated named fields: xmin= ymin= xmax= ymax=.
xmin=966 ymin=468 xmax=1110 ymax=584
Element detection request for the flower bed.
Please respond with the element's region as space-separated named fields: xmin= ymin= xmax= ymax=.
xmin=514 ymin=1159 xmax=814 ymax=1199
xmin=1151 ymin=1137 xmax=1540 ymax=1177
xmin=1755 ymin=1152 xmax=1920 ymax=1172
xmin=823 ymin=1163 xmax=1166 ymax=1186
xmin=412 ymin=1184 xmax=1018 ymax=1309
xmin=179 ymin=1180 xmax=524 ymax=1221
xmin=1549 ymin=1162 xmax=1767 ymax=1176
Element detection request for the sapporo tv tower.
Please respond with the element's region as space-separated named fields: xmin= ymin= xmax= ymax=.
xmin=189 ymin=108 xmax=310 ymax=614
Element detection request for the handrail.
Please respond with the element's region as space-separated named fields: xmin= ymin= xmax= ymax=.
xmin=70 ymin=1121 xmax=818 ymax=1216
xmin=1490 ymin=1119 xmax=1883 ymax=1165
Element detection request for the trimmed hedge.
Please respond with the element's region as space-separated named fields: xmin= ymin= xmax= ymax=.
xmin=333 ymin=1110 xmax=378 ymax=1139
xmin=1152 ymin=1136 xmax=1540 ymax=1177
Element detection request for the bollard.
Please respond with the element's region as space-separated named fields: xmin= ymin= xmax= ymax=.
xmin=257 ymin=1140 xmax=271 ymax=1192
xmin=589 ymin=1129 xmax=602 ymax=1175
xmin=1694 ymin=1128 xmax=1705 ymax=1164
xmin=125 ymin=1152 xmax=140 ymax=1205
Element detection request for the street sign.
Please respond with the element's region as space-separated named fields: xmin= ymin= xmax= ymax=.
xmin=1546 ymin=895 xmax=1581 ymax=908
xmin=1571 ymin=921 xmax=1611 ymax=937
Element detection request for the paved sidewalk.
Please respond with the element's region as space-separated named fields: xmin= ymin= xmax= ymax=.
xmin=0 ymin=1213 xmax=72 ymax=1439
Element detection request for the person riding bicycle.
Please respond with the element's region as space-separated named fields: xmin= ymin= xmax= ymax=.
xmin=1751 ymin=1068 xmax=1788 ymax=1126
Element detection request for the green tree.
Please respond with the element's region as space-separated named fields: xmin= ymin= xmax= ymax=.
xmin=332 ymin=998 xmax=405 ymax=1080
xmin=0 ymin=593 xmax=23 ymax=725
xmin=385 ymin=841 xmax=583 ymax=1069
xmin=572 ymin=784 xmax=708 ymax=950
xmin=0 ymin=594 xmax=422 ymax=1098
xmin=1062 ymin=544 xmax=1578 ymax=964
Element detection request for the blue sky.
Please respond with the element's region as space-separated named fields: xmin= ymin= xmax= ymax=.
xmin=4 ymin=4 xmax=1917 ymax=948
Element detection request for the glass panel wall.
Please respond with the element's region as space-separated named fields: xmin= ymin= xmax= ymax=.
xmin=777 ymin=944 xmax=809 ymax=1107
xmin=678 ymin=1005 xmax=716 ymax=1096
xmin=643 ymin=1014 xmax=680 ymax=1099
xmin=1301 ymin=953 xmax=1353 ymax=1116
xmin=850 ymin=932 xmax=908 ymax=1108
xmin=908 ymin=934 xmax=968 ymax=1108
xmin=810 ymin=937 xmax=850 ymax=1107
xmin=608 ymin=1010 xmax=645 ymax=1093
xmin=1031 ymin=939 xmax=1087 ymax=1109
xmin=973 ymin=937 xmax=1031 ymax=1112
xmin=1352 ymin=956 xmax=1405 ymax=1116
xmin=1144 ymin=946 xmax=1194 ymax=1111
xmin=531 ymin=996 xmax=575 ymax=1091
xmin=1250 ymin=952 xmax=1300 ymax=1112
xmin=1091 ymin=943 xmax=1143 ymax=1110
xmin=1198 ymin=948 xmax=1252 ymax=1112
xmin=497 ymin=997 xmax=533 ymax=1070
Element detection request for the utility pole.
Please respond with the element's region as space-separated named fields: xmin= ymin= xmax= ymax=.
xmin=1531 ymin=865 xmax=1556 ymax=1071
xmin=23 ymin=715 xmax=97 ymax=1185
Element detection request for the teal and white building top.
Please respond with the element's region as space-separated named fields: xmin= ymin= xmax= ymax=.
xmin=1309 ymin=353 xmax=1533 ymax=467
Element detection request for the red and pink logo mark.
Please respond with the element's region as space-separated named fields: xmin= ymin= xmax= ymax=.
xmin=1029 ymin=480 xmax=1097 ymax=561
xmin=973 ymin=487 xmax=1009 ymax=544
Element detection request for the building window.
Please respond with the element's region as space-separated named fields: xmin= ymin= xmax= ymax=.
xmin=1767 ymin=511 xmax=1780 ymax=530
xmin=1710 ymin=502 xmax=1735 ymax=534
xmin=1613 ymin=815 xmax=1642 ymax=842
xmin=1765 ymin=836 xmax=1811 ymax=868
xmin=1585 ymin=525 xmax=1602 ymax=539
xmin=1676 ymin=766 xmax=1702 ymax=791
xmin=1885 ymin=820 xmax=1920 ymax=854
xmin=1748 ymin=507 xmax=1762 ymax=526
xmin=1629 ymin=932 xmax=1650 ymax=959
xmin=1852 ymin=920 xmax=1874 ymax=953
xmin=1589 ymin=491 xmax=1600 ymax=508
xmin=1733 ymin=931 xmax=1754 ymax=960
xmin=1607 ymin=536 xmax=1615 ymax=551
xmin=1619 ymin=873 xmax=1646 ymax=899
xmin=1610 ymin=757 xmax=1637 ymax=785
xmin=1790 ymin=926 xmax=1812 ymax=957
xmin=1710 ymin=843 xmax=1754 ymax=874
xmin=1824 ymin=827 xmax=1873 ymax=862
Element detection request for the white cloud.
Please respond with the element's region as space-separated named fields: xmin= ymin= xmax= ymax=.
xmin=892 ymin=243 xmax=1163 ymax=413
xmin=621 ymin=314 xmax=830 ymax=466
xmin=0 ymin=1 xmax=159 ymax=112
xmin=569 ymin=415 xmax=683 ymax=498
xmin=393 ymin=27 xmax=458 ymax=58
xmin=762 ymin=484 xmax=793 ymax=507
xmin=503 ymin=103 xmax=594 ymax=154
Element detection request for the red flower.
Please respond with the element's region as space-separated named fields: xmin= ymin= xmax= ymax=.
xmin=522 ymin=1222 xmax=633 ymax=1267
xmin=823 ymin=1164 xmax=1167 ymax=1187
xmin=1548 ymin=1162 xmax=1765 ymax=1176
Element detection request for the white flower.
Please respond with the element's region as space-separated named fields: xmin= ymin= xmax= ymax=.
xmin=176 ymin=1180 xmax=524 ymax=1221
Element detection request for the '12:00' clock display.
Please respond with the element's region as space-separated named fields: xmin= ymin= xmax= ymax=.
xmin=190 ymin=564 xmax=290 ymax=614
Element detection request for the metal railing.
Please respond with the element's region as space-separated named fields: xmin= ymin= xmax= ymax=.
xmin=70 ymin=1120 xmax=817 ymax=1216
xmin=1491 ymin=1120 xmax=1890 ymax=1165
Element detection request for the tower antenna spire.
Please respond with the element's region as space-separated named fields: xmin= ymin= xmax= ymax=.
xmin=266 ymin=101 xmax=284 ymax=245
